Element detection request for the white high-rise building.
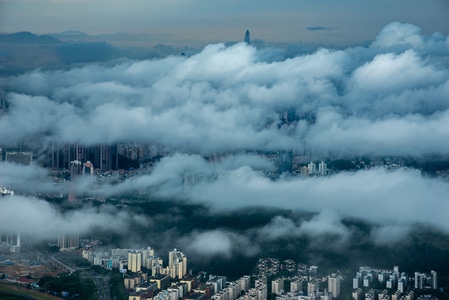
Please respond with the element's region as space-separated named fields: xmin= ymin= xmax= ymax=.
xmin=0 ymin=187 xmax=20 ymax=253
xmin=290 ymin=280 xmax=302 ymax=293
xmin=142 ymin=246 xmax=155 ymax=268
xmin=307 ymin=162 xmax=316 ymax=175
xmin=414 ymin=272 xmax=423 ymax=289
xmin=431 ymin=270 xmax=438 ymax=289
xmin=271 ymin=278 xmax=284 ymax=295
xmin=318 ymin=161 xmax=327 ymax=176
xmin=328 ymin=273 xmax=340 ymax=298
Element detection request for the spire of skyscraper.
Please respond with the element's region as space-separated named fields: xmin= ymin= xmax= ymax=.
xmin=244 ymin=29 xmax=251 ymax=45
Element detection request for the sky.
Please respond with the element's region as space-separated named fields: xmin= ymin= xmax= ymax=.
xmin=1 ymin=0 xmax=449 ymax=47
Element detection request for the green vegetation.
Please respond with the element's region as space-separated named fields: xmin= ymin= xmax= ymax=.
xmin=109 ymin=273 xmax=127 ymax=300
xmin=38 ymin=273 xmax=96 ymax=298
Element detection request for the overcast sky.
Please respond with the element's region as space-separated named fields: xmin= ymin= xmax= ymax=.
xmin=1 ymin=0 xmax=449 ymax=46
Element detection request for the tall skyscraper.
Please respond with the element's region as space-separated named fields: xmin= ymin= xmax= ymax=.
xmin=244 ymin=30 xmax=251 ymax=45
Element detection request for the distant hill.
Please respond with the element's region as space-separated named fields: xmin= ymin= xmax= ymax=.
xmin=0 ymin=32 xmax=62 ymax=44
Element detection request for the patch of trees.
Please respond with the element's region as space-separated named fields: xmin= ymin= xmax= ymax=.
xmin=38 ymin=273 xmax=96 ymax=298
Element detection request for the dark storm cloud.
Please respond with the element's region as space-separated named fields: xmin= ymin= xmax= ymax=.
xmin=306 ymin=26 xmax=334 ymax=31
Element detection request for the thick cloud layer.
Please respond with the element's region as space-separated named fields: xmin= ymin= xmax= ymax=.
xmin=2 ymin=22 xmax=449 ymax=156
xmin=1 ymin=22 xmax=449 ymax=258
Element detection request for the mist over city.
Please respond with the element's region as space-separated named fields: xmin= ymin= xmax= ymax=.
xmin=1 ymin=1 xmax=449 ymax=299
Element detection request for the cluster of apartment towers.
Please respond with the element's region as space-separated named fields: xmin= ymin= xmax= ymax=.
xmin=352 ymin=266 xmax=438 ymax=300
xmin=83 ymin=246 xmax=264 ymax=300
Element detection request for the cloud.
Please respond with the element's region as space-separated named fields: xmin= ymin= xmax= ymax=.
xmin=183 ymin=230 xmax=259 ymax=259
xmin=0 ymin=195 xmax=144 ymax=239
xmin=372 ymin=22 xmax=424 ymax=49
xmin=1 ymin=22 xmax=449 ymax=252
xmin=306 ymin=26 xmax=335 ymax=31
xmin=2 ymin=22 xmax=449 ymax=156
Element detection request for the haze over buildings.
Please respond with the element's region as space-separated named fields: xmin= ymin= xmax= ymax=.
xmin=0 ymin=2 xmax=449 ymax=299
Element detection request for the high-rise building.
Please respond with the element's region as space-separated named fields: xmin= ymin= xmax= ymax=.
xmin=58 ymin=232 xmax=79 ymax=250
xmin=328 ymin=273 xmax=340 ymax=298
xmin=168 ymin=248 xmax=187 ymax=279
xmin=290 ymin=280 xmax=302 ymax=293
xmin=128 ymin=251 xmax=142 ymax=273
xmin=300 ymin=166 xmax=309 ymax=177
xmin=0 ymin=187 xmax=20 ymax=253
xmin=414 ymin=272 xmax=423 ymax=289
xmin=307 ymin=162 xmax=316 ymax=175
xmin=307 ymin=281 xmax=319 ymax=296
xmin=69 ymin=160 xmax=82 ymax=202
xmin=271 ymin=278 xmax=284 ymax=295
xmin=244 ymin=30 xmax=251 ymax=45
xmin=5 ymin=151 xmax=33 ymax=165
xmin=318 ymin=161 xmax=327 ymax=176
xmin=83 ymin=161 xmax=94 ymax=175
xmin=431 ymin=270 xmax=438 ymax=289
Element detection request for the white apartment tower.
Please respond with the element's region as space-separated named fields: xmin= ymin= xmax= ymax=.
xmin=328 ymin=273 xmax=340 ymax=298
xmin=168 ymin=248 xmax=187 ymax=279
xmin=431 ymin=270 xmax=438 ymax=289
xmin=318 ymin=161 xmax=327 ymax=176
xmin=128 ymin=251 xmax=142 ymax=273
xmin=271 ymin=278 xmax=284 ymax=295
xmin=307 ymin=162 xmax=316 ymax=175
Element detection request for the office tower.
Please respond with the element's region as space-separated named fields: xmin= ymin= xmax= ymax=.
xmin=128 ymin=251 xmax=142 ymax=273
xmin=244 ymin=30 xmax=251 ymax=45
xmin=168 ymin=248 xmax=187 ymax=279
xmin=328 ymin=273 xmax=340 ymax=298
xmin=5 ymin=151 xmax=33 ymax=165
xmin=58 ymin=232 xmax=79 ymax=250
